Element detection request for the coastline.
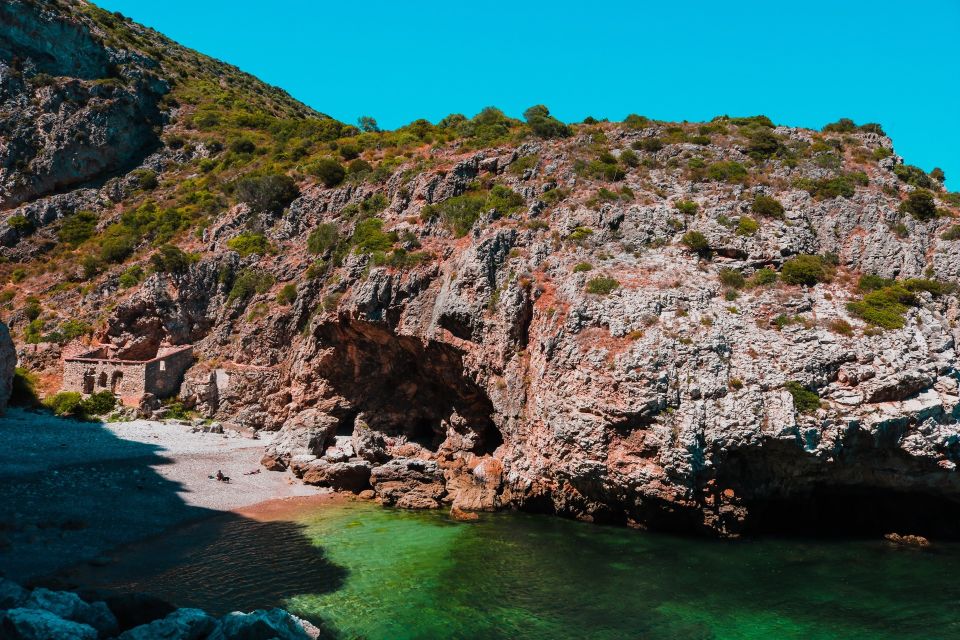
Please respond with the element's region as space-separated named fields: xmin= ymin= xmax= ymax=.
xmin=0 ymin=408 xmax=326 ymax=583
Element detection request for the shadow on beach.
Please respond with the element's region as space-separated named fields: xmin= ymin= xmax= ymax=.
xmin=0 ymin=408 xmax=347 ymax=627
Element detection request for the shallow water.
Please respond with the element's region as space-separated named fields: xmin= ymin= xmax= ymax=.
xmin=71 ymin=501 xmax=960 ymax=639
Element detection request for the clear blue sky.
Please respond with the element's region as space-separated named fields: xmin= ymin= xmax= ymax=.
xmin=95 ymin=0 xmax=959 ymax=190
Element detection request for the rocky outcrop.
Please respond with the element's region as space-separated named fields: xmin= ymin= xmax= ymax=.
xmin=0 ymin=1 xmax=167 ymax=210
xmin=0 ymin=321 xmax=15 ymax=412
xmin=0 ymin=580 xmax=322 ymax=640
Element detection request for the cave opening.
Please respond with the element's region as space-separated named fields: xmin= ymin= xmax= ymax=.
xmin=314 ymin=319 xmax=502 ymax=456
xmin=716 ymin=441 xmax=960 ymax=539
xmin=737 ymin=486 xmax=960 ymax=538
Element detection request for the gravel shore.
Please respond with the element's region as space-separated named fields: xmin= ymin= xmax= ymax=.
xmin=0 ymin=408 xmax=322 ymax=581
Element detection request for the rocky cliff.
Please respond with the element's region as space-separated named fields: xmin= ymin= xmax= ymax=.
xmin=4 ymin=1 xmax=960 ymax=537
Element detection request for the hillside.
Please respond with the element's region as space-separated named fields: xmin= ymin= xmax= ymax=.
xmin=4 ymin=0 xmax=960 ymax=536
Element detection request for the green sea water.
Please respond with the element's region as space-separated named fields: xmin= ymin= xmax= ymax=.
xmin=72 ymin=500 xmax=960 ymax=639
xmin=282 ymin=502 xmax=960 ymax=640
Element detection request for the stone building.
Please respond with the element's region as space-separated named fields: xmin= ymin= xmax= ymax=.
xmin=62 ymin=343 xmax=193 ymax=406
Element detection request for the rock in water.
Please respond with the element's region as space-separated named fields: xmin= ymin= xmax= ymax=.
xmin=117 ymin=608 xmax=217 ymax=640
xmin=23 ymin=588 xmax=118 ymax=637
xmin=207 ymin=608 xmax=316 ymax=640
xmin=0 ymin=608 xmax=98 ymax=640
xmin=0 ymin=322 xmax=14 ymax=412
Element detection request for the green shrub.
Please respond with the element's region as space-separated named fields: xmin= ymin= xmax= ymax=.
xmin=746 ymin=129 xmax=782 ymax=158
xmin=348 ymin=159 xmax=373 ymax=177
xmin=847 ymin=285 xmax=912 ymax=329
xmin=736 ymin=216 xmax=759 ymax=236
xmin=82 ymin=391 xmax=116 ymax=416
xmin=99 ymin=233 xmax=136 ymax=263
xmin=352 ymin=218 xmax=397 ymax=252
xmin=307 ymin=223 xmax=339 ymax=255
xmin=229 ymin=137 xmax=256 ymax=154
xmin=857 ymin=274 xmax=893 ymax=291
xmin=59 ymin=211 xmax=98 ymax=246
xmin=623 ymin=114 xmax=650 ymax=129
xmin=578 ymin=154 xmax=626 ymax=182
xmin=634 ymin=138 xmax=663 ymax=152
xmin=941 ymin=226 xmax=960 ymax=241
xmin=44 ymin=392 xmax=85 ymax=418
xmin=421 ymin=186 xmax=522 ymax=238
xmin=150 ymin=245 xmax=191 ymax=273
xmin=370 ymin=248 xmax=432 ymax=269
xmin=227 ymin=232 xmax=271 ymax=257
xmin=573 ymin=262 xmax=593 ymax=273
xmin=822 ymin=118 xmax=858 ymax=133
xmin=620 ymin=149 xmax=639 ymax=167
xmin=785 ymin=381 xmax=820 ymax=414
xmin=749 ymin=267 xmax=778 ymax=287
xmin=567 ymin=227 xmax=594 ymax=245
xmin=118 ymin=265 xmax=144 ymax=288
xmin=752 ymin=194 xmax=785 ymax=218
xmin=8 ymin=215 xmax=33 ymax=234
xmin=682 ymin=230 xmax=709 ymax=254
xmin=586 ymin=276 xmax=620 ymax=295
xmin=796 ymin=172 xmax=867 ymax=199
xmin=486 ymin=185 xmax=524 ymax=213
xmin=276 ymin=283 xmax=297 ymax=304
xmin=132 ymin=169 xmax=158 ymax=190
xmin=719 ymin=268 xmax=745 ymax=289
xmin=931 ymin=168 xmax=946 ymax=184
xmin=893 ymin=164 xmax=936 ymax=189
xmin=60 ymin=319 xmax=91 ymax=341
xmin=781 ymin=254 xmax=827 ymax=286
xmin=10 ymin=368 xmax=40 ymax=407
xmin=23 ymin=299 xmax=41 ymax=321
xmin=705 ymin=161 xmax=748 ymax=183
xmin=523 ymin=105 xmax=571 ymax=139
xmin=228 ymin=268 xmax=275 ymax=303
xmin=509 ymin=155 xmax=539 ymax=176
xmin=234 ymin=173 xmax=299 ymax=213
xmin=900 ymin=189 xmax=938 ymax=221
xmin=338 ymin=143 xmax=360 ymax=160
xmin=675 ymin=200 xmax=698 ymax=215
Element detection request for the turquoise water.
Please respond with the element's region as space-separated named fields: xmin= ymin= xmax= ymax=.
xmin=74 ymin=501 xmax=960 ymax=639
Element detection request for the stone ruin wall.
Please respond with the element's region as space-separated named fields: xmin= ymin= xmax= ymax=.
xmin=62 ymin=345 xmax=193 ymax=406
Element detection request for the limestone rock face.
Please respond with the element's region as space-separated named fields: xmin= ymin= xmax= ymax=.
xmin=0 ymin=322 xmax=14 ymax=412
xmin=0 ymin=1 xmax=167 ymax=210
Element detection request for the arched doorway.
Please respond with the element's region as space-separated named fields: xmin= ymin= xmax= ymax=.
xmin=111 ymin=371 xmax=124 ymax=394
xmin=98 ymin=372 xmax=108 ymax=388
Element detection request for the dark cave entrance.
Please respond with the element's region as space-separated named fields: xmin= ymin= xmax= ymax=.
xmin=313 ymin=319 xmax=502 ymax=455
xmin=736 ymin=486 xmax=960 ymax=538
xmin=715 ymin=440 xmax=960 ymax=538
